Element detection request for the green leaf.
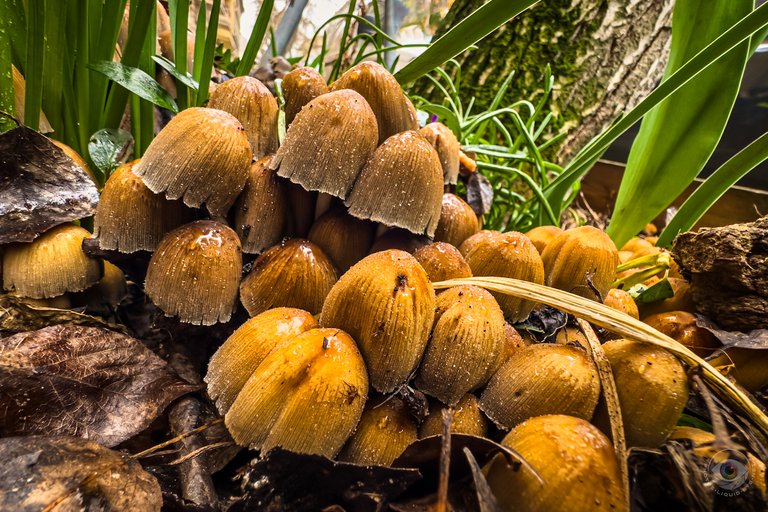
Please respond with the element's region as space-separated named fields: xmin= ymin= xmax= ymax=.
xmin=545 ymin=3 xmax=768 ymax=220
xmin=88 ymin=128 xmax=134 ymax=181
xmin=630 ymin=278 xmax=675 ymax=305
xmin=394 ymin=0 xmax=539 ymax=84
xmin=23 ymin=0 xmax=45 ymax=130
xmin=606 ymin=0 xmax=752 ymax=247
xmin=657 ymin=131 xmax=768 ymax=247
xmin=153 ymin=55 xmax=199 ymax=90
xmin=236 ymin=0 xmax=274 ymax=76
xmin=0 ymin=6 xmax=15 ymax=133
xmin=5 ymin=0 xmax=27 ymax=71
xmin=169 ymin=0 xmax=190 ymax=108
xmin=89 ymin=61 xmax=178 ymax=113
xmin=195 ymin=0 xmax=220 ymax=105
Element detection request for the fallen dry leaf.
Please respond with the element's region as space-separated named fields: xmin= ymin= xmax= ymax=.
xmin=0 ymin=126 xmax=99 ymax=244
xmin=0 ymin=435 xmax=161 ymax=511
xmin=0 ymin=324 xmax=198 ymax=447
xmin=0 ymin=294 xmax=119 ymax=336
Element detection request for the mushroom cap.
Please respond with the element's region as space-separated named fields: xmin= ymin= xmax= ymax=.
xmin=419 ymin=394 xmax=488 ymax=439
xmin=320 ymin=249 xmax=436 ymax=393
xmin=93 ymin=160 xmax=192 ymax=253
xmin=434 ymin=193 xmax=480 ymax=247
xmin=2 ymin=224 xmax=102 ymax=299
xmin=208 ymin=76 xmax=278 ymax=159
xmin=233 ymin=156 xmax=289 ymax=254
xmin=419 ymin=122 xmax=460 ymax=185
xmin=239 ymin=239 xmax=337 ymax=316
xmin=270 ymin=89 xmax=378 ymax=200
xmin=413 ymin=242 xmax=472 ymax=283
xmin=51 ymin=140 xmax=98 ymax=184
xmin=331 ymin=61 xmax=418 ymax=143
xmin=524 ymin=225 xmax=562 ymax=254
xmin=346 ymin=131 xmax=444 ymax=237
xmin=145 ymin=220 xmax=242 ymax=325
xmin=282 ymin=66 xmax=329 ymax=127
xmin=307 ymin=208 xmax=376 ymax=274
xmin=369 ymin=227 xmax=431 ymax=254
xmin=133 ymin=107 xmax=252 ymax=216
xmin=225 ymin=327 xmax=368 ymax=457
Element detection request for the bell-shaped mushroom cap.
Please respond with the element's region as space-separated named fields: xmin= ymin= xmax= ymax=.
xmin=270 ymin=89 xmax=378 ymax=199
xmin=308 ymin=208 xmax=376 ymax=273
xmin=145 ymin=220 xmax=242 ymax=325
xmin=346 ymin=131 xmax=444 ymax=237
xmin=94 ymin=160 xmax=192 ymax=253
xmin=419 ymin=122 xmax=460 ymax=185
xmin=282 ymin=66 xmax=329 ymax=127
xmin=434 ymin=193 xmax=480 ymax=247
xmin=133 ymin=107 xmax=252 ymax=217
xmin=208 ymin=76 xmax=278 ymax=159
xmin=233 ymin=156 xmax=289 ymax=254
xmin=330 ymin=61 xmax=418 ymax=143
xmin=3 ymin=224 xmax=102 ymax=299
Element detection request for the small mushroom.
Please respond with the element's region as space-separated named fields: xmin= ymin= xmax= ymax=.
xmin=282 ymin=66 xmax=329 ymax=127
xmin=413 ymin=242 xmax=472 ymax=283
xmin=433 ymin=193 xmax=480 ymax=247
xmin=208 ymin=76 xmax=278 ymax=159
xmin=524 ymin=225 xmax=562 ymax=254
xmin=419 ymin=394 xmax=488 ymax=439
xmin=308 ymin=208 xmax=376 ymax=274
xmin=144 ymin=220 xmax=242 ymax=325
xmin=419 ymin=122 xmax=460 ymax=185
xmin=346 ymin=131 xmax=443 ymax=237
xmin=271 ymin=89 xmax=378 ymax=200
xmin=133 ymin=107 xmax=252 ymax=216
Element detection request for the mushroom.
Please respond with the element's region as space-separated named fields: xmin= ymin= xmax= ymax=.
xmin=282 ymin=66 xmax=329 ymax=127
xmin=419 ymin=122 xmax=460 ymax=185
xmin=433 ymin=193 xmax=480 ymax=247
xmin=308 ymin=207 xmax=376 ymax=273
xmin=413 ymin=242 xmax=472 ymax=283
xmin=419 ymin=394 xmax=488 ymax=439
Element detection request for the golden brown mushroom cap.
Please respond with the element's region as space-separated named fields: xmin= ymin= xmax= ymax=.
xmin=282 ymin=66 xmax=329 ymax=127
xmin=433 ymin=193 xmax=480 ymax=247
xmin=346 ymin=131 xmax=444 ymax=237
xmin=2 ymin=224 xmax=102 ymax=299
xmin=413 ymin=242 xmax=472 ymax=283
xmin=419 ymin=394 xmax=488 ymax=439
xmin=307 ymin=208 xmax=376 ymax=274
xmin=145 ymin=220 xmax=242 ymax=325
xmin=208 ymin=76 xmax=278 ymax=159
xmin=270 ymin=89 xmax=378 ymax=200
xmin=419 ymin=122 xmax=460 ymax=185
xmin=133 ymin=107 xmax=252 ymax=217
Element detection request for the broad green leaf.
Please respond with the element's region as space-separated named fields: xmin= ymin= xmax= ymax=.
xmin=89 ymin=61 xmax=178 ymax=113
xmin=236 ymin=0 xmax=274 ymax=76
xmin=657 ymin=131 xmax=768 ymax=247
xmin=23 ymin=0 xmax=44 ymax=130
xmin=606 ymin=0 xmax=752 ymax=247
xmin=88 ymin=128 xmax=134 ymax=181
xmin=394 ymin=0 xmax=539 ymax=85
xmin=153 ymin=55 xmax=200 ymax=90
xmin=630 ymin=278 xmax=675 ymax=305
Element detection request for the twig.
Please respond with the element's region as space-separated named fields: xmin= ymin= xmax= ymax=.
xmin=692 ymin=373 xmax=735 ymax=452
xmin=436 ymin=408 xmax=454 ymax=512
xmin=130 ymin=418 xmax=223 ymax=460
xmin=168 ymin=441 xmax=234 ymax=466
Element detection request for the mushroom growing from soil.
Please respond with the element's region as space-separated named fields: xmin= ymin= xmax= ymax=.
xmin=419 ymin=394 xmax=488 ymax=439
xmin=308 ymin=208 xmax=376 ymax=274
xmin=413 ymin=242 xmax=472 ymax=283
xmin=133 ymin=107 xmax=252 ymax=217
xmin=144 ymin=220 xmax=242 ymax=325
xmin=433 ymin=193 xmax=480 ymax=247
xmin=282 ymin=66 xmax=329 ymax=127
xmin=419 ymin=122 xmax=460 ymax=185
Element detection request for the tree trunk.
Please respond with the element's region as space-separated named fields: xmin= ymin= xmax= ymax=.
xmin=416 ymin=0 xmax=674 ymax=163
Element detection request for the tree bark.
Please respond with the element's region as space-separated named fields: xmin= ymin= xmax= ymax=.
xmin=416 ymin=0 xmax=674 ymax=163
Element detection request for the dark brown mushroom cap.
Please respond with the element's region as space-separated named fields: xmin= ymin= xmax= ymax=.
xmin=346 ymin=131 xmax=444 ymax=237
xmin=369 ymin=227 xmax=431 ymax=255
xmin=94 ymin=160 xmax=192 ymax=253
xmin=270 ymin=89 xmax=378 ymax=200
xmin=208 ymin=76 xmax=278 ymax=159
xmin=307 ymin=208 xmax=376 ymax=274
xmin=133 ymin=107 xmax=252 ymax=217
xmin=233 ymin=156 xmax=289 ymax=254
xmin=282 ymin=66 xmax=329 ymax=127
xmin=330 ymin=61 xmax=418 ymax=143
xmin=144 ymin=220 xmax=242 ymax=325
xmin=419 ymin=122 xmax=460 ymax=185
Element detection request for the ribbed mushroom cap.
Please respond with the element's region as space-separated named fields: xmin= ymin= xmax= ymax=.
xmin=240 ymin=239 xmax=337 ymax=316
xmin=320 ymin=250 xmax=436 ymax=393
xmin=285 ymin=181 xmax=317 ymax=237
xmin=308 ymin=208 xmax=376 ymax=273
xmin=206 ymin=308 xmax=317 ymax=414
xmin=282 ymin=66 xmax=329 ymax=127
xmin=457 ymin=230 xmax=500 ymax=258
xmin=486 ymin=415 xmax=626 ymax=512
xmin=524 ymin=225 xmax=562 ymax=254
xmin=413 ymin=242 xmax=472 ymax=283
xmin=434 ymin=193 xmax=480 ymax=247
xmin=233 ymin=156 xmax=289 ymax=254
xmin=419 ymin=394 xmax=488 ymax=439
xmin=419 ymin=122 xmax=460 ymax=185
xmin=369 ymin=228 xmax=431 ymax=254
xmin=3 ymin=224 xmax=102 ymax=299
xmin=225 ymin=327 xmax=368 ymax=457
xmin=271 ymin=89 xmax=378 ymax=199
xmin=51 ymin=140 xmax=98 ymax=184
xmin=145 ymin=220 xmax=242 ymax=325
xmin=208 ymin=76 xmax=278 ymax=159
xmin=415 ymin=285 xmax=506 ymax=405
xmin=346 ymin=131 xmax=443 ymax=237
xmin=94 ymin=160 xmax=192 ymax=253
xmin=133 ymin=107 xmax=252 ymax=216
xmin=331 ymin=61 xmax=418 ymax=143
xmin=338 ymin=397 xmax=418 ymax=466
xmin=462 ymin=231 xmax=545 ymax=322
xmin=480 ymin=344 xmax=600 ymax=429
xmin=603 ymin=288 xmax=639 ymax=319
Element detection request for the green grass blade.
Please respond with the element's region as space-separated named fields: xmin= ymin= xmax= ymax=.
xmin=330 ymin=0 xmax=356 ymax=81
xmin=657 ymin=131 xmax=768 ymax=247
xmin=193 ymin=0 xmax=207 ymax=81
xmin=545 ymin=3 xmax=768 ymax=220
xmin=91 ymin=61 xmax=178 ymax=112
xmin=89 ymin=0 xmax=127 ymax=134
xmin=6 ymin=0 xmax=27 ymax=71
xmin=75 ymin=0 xmax=91 ymax=155
xmin=606 ymin=0 xmax=752 ymax=247
xmin=40 ymin=0 xmax=67 ymax=137
xmin=236 ymin=0 xmax=274 ymax=76
xmin=135 ymin=1 xmax=156 ymax=156
xmin=395 ymin=0 xmax=539 ymax=84
xmin=169 ymin=0 xmax=190 ymax=109
xmin=23 ymin=0 xmax=44 ymax=130
xmin=196 ymin=0 xmax=220 ymax=105
xmin=0 ymin=6 xmax=14 ymax=132
xmin=153 ymin=55 xmax=199 ymax=90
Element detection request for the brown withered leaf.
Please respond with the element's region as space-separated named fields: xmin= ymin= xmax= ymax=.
xmin=0 ymin=294 xmax=119 ymax=336
xmin=0 ymin=324 xmax=199 ymax=447
xmin=0 ymin=126 xmax=99 ymax=243
xmin=465 ymin=172 xmax=493 ymax=216
xmin=0 ymin=435 xmax=161 ymax=511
